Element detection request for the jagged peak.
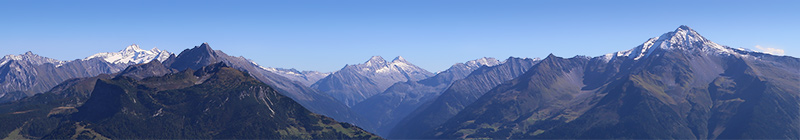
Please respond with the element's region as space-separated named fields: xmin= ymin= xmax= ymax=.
xmin=497 ymin=57 xmax=539 ymax=67
xmin=4 ymin=51 xmax=39 ymax=59
xmin=179 ymin=43 xmax=217 ymax=57
xmin=337 ymin=55 xmax=432 ymax=78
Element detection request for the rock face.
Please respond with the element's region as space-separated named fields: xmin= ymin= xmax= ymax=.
xmin=0 ymin=63 xmax=380 ymax=139
xmin=312 ymin=56 xmax=434 ymax=107
xmin=351 ymin=57 xmax=502 ymax=136
xmin=117 ymin=60 xmax=177 ymax=80
xmin=0 ymin=45 xmax=172 ymax=103
xmin=389 ymin=57 xmax=540 ymax=138
xmin=420 ymin=26 xmax=800 ymax=139
xmin=161 ymin=43 xmax=364 ymax=129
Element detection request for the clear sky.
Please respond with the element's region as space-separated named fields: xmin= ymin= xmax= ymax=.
xmin=1 ymin=0 xmax=798 ymax=72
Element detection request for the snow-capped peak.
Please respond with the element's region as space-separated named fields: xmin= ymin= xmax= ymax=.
xmin=85 ymin=44 xmax=173 ymax=64
xmin=256 ymin=60 xmax=331 ymax=86
xmin=0 ymin=51 xmax=65 ymax=66
xmin=655 ymin=25 xmax=721 ymax=50
xmin=439 ymin=57 xmax=503 ymax=74
xmin=368 ymin=56 xmax=385 ymax=62
xmin=392 ymin=56 xmax=407 ymax=62
xmin=365 ymin=56 xmax=387 ymax=67
xmin=150 ymin=47 xmax=161 ymax=52
xmin=344 ymin=55 xmax=432 ymax=79
xmin=465 ymin=57 xmax=502 ymax=68
xmin=603 ymin=25 xmax=737 ymax=61
xmin=123 ymin=44 xmax=146 ymax=52
xmin=389 ymin=56 xmax=417 ymax=71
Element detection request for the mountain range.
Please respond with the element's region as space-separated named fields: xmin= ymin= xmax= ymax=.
xmin=351 ymin=57 xmax=502 ymax=136
xmin=260 ymin=67 xmax=330 ymax=86
xmin=420 ymin=26 xmax=800 ymax=139
xmin=0 ymin=45 xmax=171 ymax=103
xmin=0 ymin=62 xmax=378 ymax=139
xmin=0 ymin=43 xmax=366 ymax=134
xmin=159 ymin=43 xmax=365 ymax=130
xmin=85 ymin=44 xmax=172 ymax=64
xmin=389 ymin=56 xmax=541 ymax=138
xmin=0 ymin=25 xmax=797 ymax=139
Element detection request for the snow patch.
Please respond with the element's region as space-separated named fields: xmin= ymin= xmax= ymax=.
xmin=465 ymin=57 xmax=502 ymax=68
xmin=85 ymin=44 xmax=172 ymax=64
xmin=600 ymin=26 xmax=743 ymax=62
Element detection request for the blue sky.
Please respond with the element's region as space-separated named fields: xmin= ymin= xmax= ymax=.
xmin=1 ymin=0 xmax=798 ymax=72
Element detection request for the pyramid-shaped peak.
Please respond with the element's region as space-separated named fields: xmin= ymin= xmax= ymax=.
xmin=367 ymin=56 xmax=386 ymax=62
xmin=362 ymin=55 xmax=388 ymax=67
xmin=199 ymin=43 xmax=211 ymax=49
xmin=546 ymin=53 xmax=558 ymax=59
xmin=392 ymin=56 xmax=407 ymax=62
xmin=539 ymin=53 xmax=567 ymax=66
xmin=163 ymin=43 xmax=225 ymax=71
xmin=24 ymin=51 xmax=34 ymax=55
xmin=647 ymin=25 xmax=714 ymax=51
xmin=604 ymin=25 xmax=734 ymax=61
xmin=677 ymin=25 xmax=692 ymax=31
xmin=662 ymin=25 xmax=704 ymax=40
xmin=123 ymin=44 xmax=145 ymax=52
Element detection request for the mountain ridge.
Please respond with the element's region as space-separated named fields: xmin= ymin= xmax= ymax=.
xmin=351 ymin=57 xmax=502 ymax=136
xmin=420 ymin=25 xmax=800 ymax=139
xmin=312 ymin=55 xmax=434 ymax=107
xmin=0 ymin=62 xmax=380 ymax=139
xmin=389 ymin=56 xmax=540 ymax=138
xmin=0 ymin=44 xmax=174 ymax=102
xmin=158 ymin=43 xmax=369 ymax=131
xmin=85 ymin=44 xmax=172 ymax=64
